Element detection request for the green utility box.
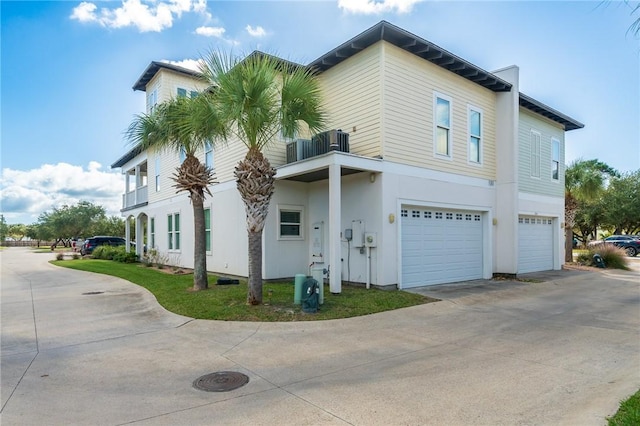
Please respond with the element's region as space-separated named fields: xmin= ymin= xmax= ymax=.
xmin=294 ymin=274 xmax=306 ymax=304
xmin=301 ymin=277 xmax=320 ymax=313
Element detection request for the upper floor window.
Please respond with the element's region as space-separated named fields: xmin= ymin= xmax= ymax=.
xmin=434 ymin=93 xmax=452 ymax=158
xmin=530 ymin=130 xmax=541 ymax=178
xmin=468 ymin=106 xmax=482 ymax=164
xmin=177 ymin=88 xmax=187 ymax=98
xmin=551 ymin=138 xmax=560 ymax=180
xmin=147 ymin=89 xmax=158 ymax=114
xmin=190 ymin=90 xmax=198 ymax=98
xmin=205 ymin=141 xmax=214 ymax=169
xmin=179 ymin=147 xmax=186 ymax=164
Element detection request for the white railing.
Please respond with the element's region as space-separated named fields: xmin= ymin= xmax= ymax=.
xmin=122 ymin=185 xmax=148 ymax=209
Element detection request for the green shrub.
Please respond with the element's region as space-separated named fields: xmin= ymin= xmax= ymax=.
xmin=91 ymin=246 xmax=137 ymax=263
xmin=577 ymin=243 xmax=629 ymax=270
xmin=56 ymin=253 xmax=64 ymax=261
xmin=113 ymin=250 xmax=138 ymax=263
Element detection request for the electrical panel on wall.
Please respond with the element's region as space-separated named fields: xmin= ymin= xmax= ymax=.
xmin=351 ymin=220 xmax=364 ymax=248
xmin=311 ymin=222 xmax=324 ymax=262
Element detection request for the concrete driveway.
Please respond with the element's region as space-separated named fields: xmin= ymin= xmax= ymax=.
xmin=1 ymin=247 xmax=639 ymax=425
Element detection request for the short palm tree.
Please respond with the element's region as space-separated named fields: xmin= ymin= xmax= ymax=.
xmin=126 ymin=94 xmax=227 ymax=290
xmin=565 ymin=159 xmax=618 ymax=261
xmin=200 ymin=51 xmax=325 ymax=305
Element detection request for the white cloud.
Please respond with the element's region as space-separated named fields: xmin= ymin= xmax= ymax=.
xmin=70 ymin=0 xmax=209 ymax=33
xmin=0 ymin=162 xmax=123 ymax=224
xmin=246 ymin=25 xmax=266 ymax=38
xmin=195 ymin=26 xmax=225 ymax=37
xmin=161 ymin=58 xmax=204 ymax=72
xmin=338 ymin=0 xmax=422 ymax=15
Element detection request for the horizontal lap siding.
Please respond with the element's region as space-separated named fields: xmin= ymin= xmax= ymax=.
xmin=382 ymin=43 xmax=497 ymax=180
xmin=518 ymin=109 xmax=564 ymax=197
xmin=318 ymin=44 xmax=382 ymax=158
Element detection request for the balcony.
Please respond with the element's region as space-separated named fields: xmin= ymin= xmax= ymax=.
xmin=286 ymin=129 xmax=349 ymax=164
xmin=122 ymin=185 xmax=148 ymax=210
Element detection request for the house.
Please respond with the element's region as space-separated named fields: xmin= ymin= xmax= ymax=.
xmin=111 ymin=21 xmax=583 ymax=292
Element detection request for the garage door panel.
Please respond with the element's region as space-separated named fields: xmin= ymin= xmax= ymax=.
xmin=401 ymin=207 xmax=484 ymax=288
xmin=518 ymin=216 xmax=553 ymax=273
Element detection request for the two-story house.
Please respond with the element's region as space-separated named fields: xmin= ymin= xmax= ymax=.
xmin=111 ymin=21 xmax=583 ymax=292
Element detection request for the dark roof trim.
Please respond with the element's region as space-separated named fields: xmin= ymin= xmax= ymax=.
xmin=309 ymin=20 xmax=512 ymax=92
xmin=519 ymin=93 xmax=584 ymax=131
xmin=133 ymin=61 xmax=201 ymax=92
xmin=111 ymin=145 xmax=143 ymax=169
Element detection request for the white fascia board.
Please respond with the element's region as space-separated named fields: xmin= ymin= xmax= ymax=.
xmin=384 ymin=160 xmax=495 ymax=188
xmin=275 ymin=151 xmax=384 ymax=180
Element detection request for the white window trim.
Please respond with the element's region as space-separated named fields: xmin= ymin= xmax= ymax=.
xmin=147 ymin=88 xmax=158 ymax=114
xmin=530 ymin=129 xmax=541 ymax=179
xmin=433 ymin=91 xmax=453 ymax=160
xmin=154 ymin=157 xmax=161 ymax=192
xmin=168 ymin=212 xmax=181 ymax=252
xmin=278 ymin=204 xmax=304 ymax=240
xmin=551 ymin=137 xmax=560 ymax=182
xmin=204 ymin=207 xmax=212 ymax=254
xmin=467 ymin=104 xmax=483 ymax=166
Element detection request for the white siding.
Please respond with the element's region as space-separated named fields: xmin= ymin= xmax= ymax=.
xmin=518 ymin=108 xmax=565 ymax=197
xmin=317 ymin=43 xmax=383 ymax=158
xmin=382 ymin=43 xmax=497 ymax=180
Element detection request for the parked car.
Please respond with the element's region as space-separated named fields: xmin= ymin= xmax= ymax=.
xmin=80 ymin=236 xmax=126 ymax=256
xmin=590 ymin=235 xmax=640 ymax=257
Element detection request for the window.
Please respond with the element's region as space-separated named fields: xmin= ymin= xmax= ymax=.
xmin=177 ymin=87 xmax=187 ymax=98
xmin=468 ymin=106 xmax=482 ymax=164
xmin=179 ymin=147 xmax=186 ymax=164
xmin=147 ymin=89 xmax=158 ymax=113
xmin=530 ymin=130 xmax=541 ymax=178
xmin=279 ymin=206 xmax=303 ymax=239
xmin=150 ymin=218 xmax=155 ymax=248
xmin=168 ymin=213 xmax=180 ymax=250
xmin=204 ymin=208 xmax=211 ymax=252
xmin=551 ymin=138 xmax=560 ymax=180
xmin=190 ymin=90 xmax=198 ymax=98
xmin=434 ymin=93 xmax=452 ymax=157
xmin=154 ymin=158 xmax=160 ymax=192
xmin=204 ymin=141 xmax=214 ymax=169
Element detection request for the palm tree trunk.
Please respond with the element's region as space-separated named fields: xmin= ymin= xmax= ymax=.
xmin=235 ymin=148 xmax=276 ymax=305
xmin=565 ymin=226 xmax=574 ymax=263
xmin=247 ymin=230 xmax=262 ymax=304
xmin=192 ymin=195 xmax=208 ymax=291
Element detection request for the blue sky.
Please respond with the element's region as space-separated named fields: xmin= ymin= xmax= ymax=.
xmin=1 ymin=0 xmax=638 ymax=225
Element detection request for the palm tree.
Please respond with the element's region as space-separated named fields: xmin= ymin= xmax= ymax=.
xmin=565 ymin=159 xmax=618 ymax=261
xmin=126 ymin=94 xmax=226 ymax=291
xmin=200 ymin=51 xmax=326 ymax=305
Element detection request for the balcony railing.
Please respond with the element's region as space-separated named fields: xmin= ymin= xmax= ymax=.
xmin=122 ymin=185 xmax=148 ymax=209
xmin=286 ymin=129 xmax=349 ymax=164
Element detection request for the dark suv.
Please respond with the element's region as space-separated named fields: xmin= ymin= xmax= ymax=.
xmin=80 ymin=236 xmax=126 ymax=256
xmin=603 ymin=235 xmax=640 ymax=257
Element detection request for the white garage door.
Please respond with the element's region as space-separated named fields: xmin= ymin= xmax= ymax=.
xmin=518 ymin=216 xmax=554 ymax=273
xmin=401 ymin=207 xmax=483 ymax=288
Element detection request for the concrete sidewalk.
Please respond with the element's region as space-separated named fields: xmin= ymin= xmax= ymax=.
xmin=1 ymin=247 xmax=639 ymax=425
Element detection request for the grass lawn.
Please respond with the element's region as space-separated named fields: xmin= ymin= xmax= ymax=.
xmin=52 ymin=259 xmax=436 ymax=321
xmin=608 ymin=389 xmax=640 ymax=426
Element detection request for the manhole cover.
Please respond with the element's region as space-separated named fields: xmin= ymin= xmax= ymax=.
xmin=82 ymin=291 xmax=104 ymax=295
xmin=193 ymin=371 xmax=249 ymax=392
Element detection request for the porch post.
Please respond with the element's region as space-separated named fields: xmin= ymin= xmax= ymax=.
xmin=125 ymin=217 xmax=131 ymax=253
xmin=135 ymin=216 xmax=143 ymax=257
xmin=329 ymin=163 xmax=341 ymax=293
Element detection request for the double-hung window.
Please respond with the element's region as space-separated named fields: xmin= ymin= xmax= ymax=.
xmin=278 ymin=205 xmax=303 ymax=239
xmin=530 ymin=130 xmax=541 ymax=178
xmin=168 ymin=213 xmax=180 ymax=250
xmin=434 ymin=93 xmax=452 ymax=157
xmin=204 ymin=141 xmax=214 ymax=169
xmin=468 ymin=106 xmax=482 ymax=164
xmin=150 ymin=218 xmax=155 ymax=248
xmin=204 ymin=208 xmax=211 ymax=252
xmin=177 ymin=88 xmax=187 ymax=98
xmin=179 ymin=147 xmax=186 ymax=164
xmin=147 ymin=89 xmax=158 ymax=113
xmin=551 ymin=138 xmax=560 ymax=180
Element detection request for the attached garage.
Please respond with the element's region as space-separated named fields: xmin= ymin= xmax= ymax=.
xmin=518 ymin=216 xmax=554 ymax=273
xmin=401 ymin=206 xmax=484 ymax=288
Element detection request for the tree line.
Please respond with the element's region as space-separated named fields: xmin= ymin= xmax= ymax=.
xmin=0 ymin=201 xmax=125 ymax=247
